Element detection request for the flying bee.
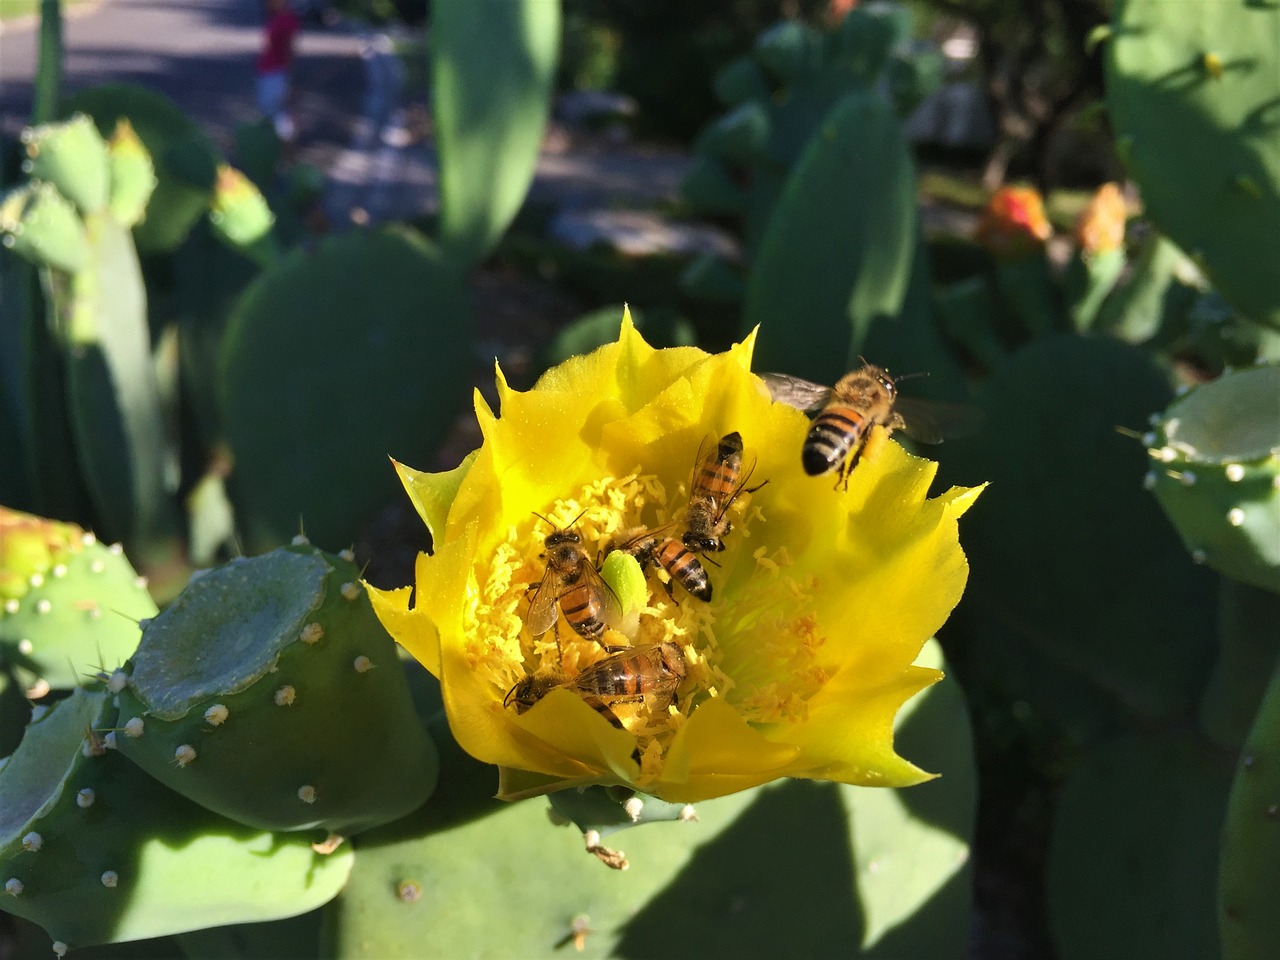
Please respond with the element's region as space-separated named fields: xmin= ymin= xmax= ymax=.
xmin=503 ymin=642 xmax=688 ymax=732
xmin=526 ymin=515 xmax=622 ymax=651
xmin=761 ymin=364 xmax=974 ymax=488
xmin=681 ymin=431 xmax=766 ymax=555
xmin=610 ymin=524 xmax=713 ymax=602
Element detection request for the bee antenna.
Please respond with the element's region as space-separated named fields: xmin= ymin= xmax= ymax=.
xmin=894 ymin=371 xmax=930 ymax=383
xmin=531 ymin=511 xmax=555 ymax=528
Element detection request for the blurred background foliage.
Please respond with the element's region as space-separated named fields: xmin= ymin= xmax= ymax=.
xmin=3 ymin=0 xmax=1280 ymax=957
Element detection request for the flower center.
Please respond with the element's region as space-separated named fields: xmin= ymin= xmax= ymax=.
xmin=464 ymin=471 xmax=827 ymax=777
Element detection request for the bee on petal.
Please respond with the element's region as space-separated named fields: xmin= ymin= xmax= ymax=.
xmin=762 ymin=364 xmax=975 ymax=488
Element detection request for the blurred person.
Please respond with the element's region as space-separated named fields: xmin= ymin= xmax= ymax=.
xmin=256 ymin=0 xmax=302 ymax=142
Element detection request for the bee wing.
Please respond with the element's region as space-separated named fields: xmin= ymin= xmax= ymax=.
xmin=610 ymin=522 xmax=678 ymax=555
xmin=758 ymin=373 xmax=833 ymax=415
xmin=721 ymin=452 xmax=759 ymax=515
xmin=582 ymin=561 xmax=624 ymax=630
xmin=894 ymin=397 xmax=982 ymax=445
xmin=525 ymin=565 xmax=561 ymax=636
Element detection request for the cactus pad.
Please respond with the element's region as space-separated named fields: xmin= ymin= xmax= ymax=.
xmin=1147 ymin=362 xmax=1280 ymax=592
xmin=0 ymin=689 xmax=354 ymax=951
xmin=0 ymin=507 xmax=155 ymax=692
xmin=1219 ymin=658 xmax=1280 ymax=960
xmin=1106 ymin=0 xmax=1280 ymax=327
xmin=0 ymin=180 xmax=88 ymax=274
xmin=219 ymin=226 xmax=471 ymax=553
xmin=22 ymin=114 xmax=110 ymax=216
xmin=113 ymin=543 xmax=438 ymax=834
xmin=61 ymin=83 xmax=218 ymax=253
xmin=1048 ymin=733 xmax=1231 ymax=960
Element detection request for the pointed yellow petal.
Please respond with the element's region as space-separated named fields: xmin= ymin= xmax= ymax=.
xmin=395 ymin=452 xmax=475 ymax=542
xmin=653 ymin=698 xmax=801 ymax=803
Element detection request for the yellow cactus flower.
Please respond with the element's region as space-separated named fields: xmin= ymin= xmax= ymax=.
xmin=976 ymin=185 xmax=1053 ymax=259
xmin=366 ymin=313 xmax=982 ymax=803
xmin=1074 ymin=182 xmax=1128 ymax=256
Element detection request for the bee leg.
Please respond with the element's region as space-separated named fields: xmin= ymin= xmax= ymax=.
xmin=661 ymin=578 xmax=677 ymax=602
xmin=552 ymin=618 xmax=563 ymax=659
xmin=745 ymin=479 xmax=769 ymax=495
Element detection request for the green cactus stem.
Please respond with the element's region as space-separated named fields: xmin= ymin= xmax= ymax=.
xmin=1146 ymin=362 xmax=1280 ymax=592
xmin=113 ymin=543 xmax=439 ymax=835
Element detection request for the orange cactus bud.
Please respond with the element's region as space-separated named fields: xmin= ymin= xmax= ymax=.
xmin=976 ymin=186 xmax=1053 ymax=259
xmin=1074 ymin=182 xmax=1128 ymax=256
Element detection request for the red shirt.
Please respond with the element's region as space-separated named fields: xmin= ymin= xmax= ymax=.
xmin=257 ymin=9 xmax=300 ymax=73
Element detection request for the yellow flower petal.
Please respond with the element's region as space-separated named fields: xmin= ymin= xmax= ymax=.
xmin=654 ymin=697 xmax=802 ymax=803
xmin=395 ymin=452 xmax=475 ymax=543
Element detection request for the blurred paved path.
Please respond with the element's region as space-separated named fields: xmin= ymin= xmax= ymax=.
xmin=0 ymin=0 xmax=364 ymax=163
xmin=0 ymin=0 xmax=689 ymax=229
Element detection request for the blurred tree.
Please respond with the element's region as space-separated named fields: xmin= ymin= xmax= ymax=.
xmin=916 ymin=0 xmax=1111 ymax=188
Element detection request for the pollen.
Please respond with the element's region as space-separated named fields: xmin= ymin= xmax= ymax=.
xmin=479 ymin=469 xmax=779 ymax=780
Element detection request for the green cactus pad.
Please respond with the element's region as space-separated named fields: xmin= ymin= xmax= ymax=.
xmin=1219 ymin=658 xmax=1280 ymax=960
xmin=0 ymin=689 xmax=354 ymax=951
xmin=0 ymin=181 xmax=87 ymax=274
xmin=1199 ymin=581 xmax=1280 ymax=750
xmin=22 ymin=114 xmax=110 ymax=216
xmin=433 ymin=0 xmax=559 ymax=267
xmin=61 ymin=83 xmax=219 ymax=253
xmin=1047 ymin=733 xmax=1231 ymax=960
xmin=0 ymin=507 xmax=155 ymax=691
xmin=106 ymin=119 xmax=157 ymax=228
xmin=220 ymin=226 xmax=471 ymax=554
xmin=324 ymin=639 xmax=973 ymax=959
xmin=692 ymin=101 xmax=769 ymax=165
xmin=754 ymin=21 xmax=824 ymax=84
xmin=941 ymin=336 xmax=1219 ymax=728
xmin=1147 ymin=363 xmax=1280 ymax=592
xmin=1106 ymin=0 xmax=1280 ymax=328
xmin=679 ymin=252 xmax=747 ymax=304
xmin=113 ymin=544 xmax=439 ymax=835
xmin=712 ymin=56 xmax=770 ymax=106
xmin=678 ymin=156 xmax=746 ymax=216
xmin=828 ymin=1 xmax=905 ymax=81
xmin=744 ymin=89 xmax=916 ymax=382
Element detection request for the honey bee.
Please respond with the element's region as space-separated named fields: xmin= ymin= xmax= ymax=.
xmin=611 ymin=525 xmax=713 ymax=602
xmin=503 ymin=642 xmax=688 ymax=730
xmin=681 ymin=431 xmax=765 ymax=555
xmin=762 ymin=364 xmax=970 ymax=488
xmin=526 ymin=516 xmax=622 ymax=650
